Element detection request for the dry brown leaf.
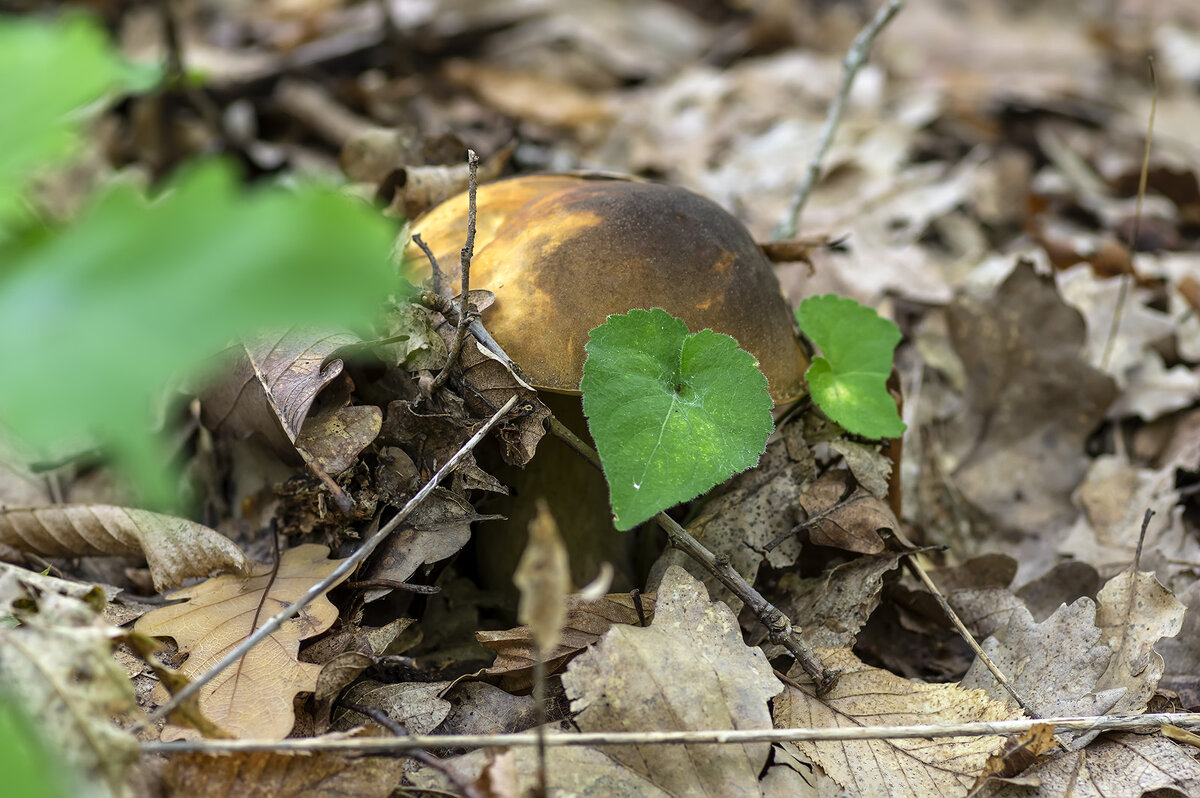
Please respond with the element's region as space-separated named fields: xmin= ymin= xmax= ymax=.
xmin=0 ymin=571 xmax=139 ymax=796
xmin=424 ymin=745 xmax=671 ymax=797
xmin=163 ymin=748 xmax=408 ymax=798
xmin=200 ymin=329 xmax=359 ymax=459
xmin=436 ymin=682 xmax=539 ymax=737
xmin=332 ymin=680 xmax=451 ymax=734
xmin=560 ymin=566 xmax=780 ymax=797
xmin=0 ymin=504 xmax=249 ymax=592
xmin=775 ymin=552 xmax=904 ymax=648
xmin=477 ymin=592 xmax=654 ymax=693
xmin=974 ymin=733 xmax=1200 ymax=798
xmin=453 ymin=340 xmax=550 ymax=467
xmin=797 ymin=469 xmax=892 ymax=554
xmin=513 ymin=500 xmax=570 ymax=652
xmin=294 ymin=404 xmax=381 ymax=476
xmin=134 ymin=544 xmax=349 ymax=739
xmin=1157 ymin=581 xmax=1200 ymax=708
xmin=775 ymin=648 xmax=1022 ymax=797
xmin=653 ymin=422 xmax=812 ymax=609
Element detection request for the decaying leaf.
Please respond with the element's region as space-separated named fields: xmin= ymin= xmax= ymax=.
xmin=775 ymin=552 xmax=904 ymax=648
xmin=775 ymin=648 xmax=1023 ymax=796
xmin=0 ymin=504 xmax=249 ymax=592
xmin=795 ymin=469 xmax=893 ymax=554
xmin=163 ymin=748 xmax=408 ymax=798
xmin=451 ymin=338 xmax=549 ymax=467
xmin=294 ymin=404 xmax=382 ymax=476
xmin=560 ymin=566 xmax=780 ymax=797
xmin=0 ymin=571 xmax=139 ymax=797
xmin=477 ymin=592 xmax=655 ymax=693
xmin=200 ymin=329 xmax=360 ymax=460
xmin=973 ymin=723 xmax=1058 ymax=788
xmin=135 ymin=543 xmax=349 ymax=739
xmin=653 ymin=422 xmax=812 ymax=608
xmin=332 ymin=680 xmax=451 ymax=734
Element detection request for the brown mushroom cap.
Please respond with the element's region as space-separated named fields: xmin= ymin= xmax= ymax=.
xmin=405 ymin=175 xmax=809 ymax=404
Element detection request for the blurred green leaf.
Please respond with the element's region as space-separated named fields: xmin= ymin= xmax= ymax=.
xmin=0 ymin=692 xmax=73 ymax=798
xmin=0 ymin=15 xmax=128 ymax=228
xmin=795 ymin=294 xmax=905 ymax=438
xmin=0 ymin=161 xmax=399 ymax=504
xmin=581 ymin=308 xmax=774 ymax=530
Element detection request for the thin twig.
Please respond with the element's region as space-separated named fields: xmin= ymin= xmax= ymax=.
xmin=412 ymin=235 xmax=447 ymax=299
xmin=1101 ymin=57 xmax=1156 ymax=370
xmin=902 ymin=555 xmax=1033 ymax=716
xmin=546 ymin=418 xmax=836 ymax=693
xmin=1134 ymin=508 xmax=1154 ymax=571
xmin=775 ymin=0 xmax=904 ymax=239
xmin=146 ymin=395 xmax=518 ymax=726
xmin=432 ymin=149 xmax=481 ymax=392
xmin=141 ymin=711 xmax=1200 ymax=753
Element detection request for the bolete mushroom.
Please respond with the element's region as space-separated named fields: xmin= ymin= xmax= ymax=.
xmin=405 ymin=174 xmax=809 ymax=590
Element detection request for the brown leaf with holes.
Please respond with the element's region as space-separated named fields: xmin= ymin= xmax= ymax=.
xmin=477 ymin=593 xmax=654 ymax=693
xmin=134 ymin=544 xmax=349 ymax=739
xmin=0 ymin=505 xmax=248 ymax=592
xmin=796 ymin=469 xmax=892 ymax=554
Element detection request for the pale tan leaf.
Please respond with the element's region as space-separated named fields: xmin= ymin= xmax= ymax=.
xmin=134 ymin=544 xmax=348 ymax=739
xmin=477 ymin=592 xmax=655 ymax=693
xmin=514 ymin=499 xmax=571 ymax=652
xmin=560 ymin=566 xmax=780 ymax=797
xmin=1092 ymin=569 xmax=1185 ymax=717
xmin=975 ymin=734 xmax=1200 ymax=798
xmin=0 ymin=504 xmax=249 ymax=592
xmin=775 ymin=648 xmax=1022 ymax=797
xmin=0 ymin=571 xmax=139 ymax=797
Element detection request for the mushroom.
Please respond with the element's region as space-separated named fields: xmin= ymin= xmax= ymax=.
xmin=405 ymin=174 xmax=809 ymax=591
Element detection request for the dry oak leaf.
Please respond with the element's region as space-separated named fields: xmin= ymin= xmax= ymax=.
xmin=775 ymin=647 xmax=1023 ymax=798
xmin=476 ymin=592 xmax=656 ymax=694
xmin=0 ymin=504 xmax=249 ymax=592
xmin=134 ymin=543 xmax=349 ymax=739
xmin=560 ymin=566 xmax=780 ymax=797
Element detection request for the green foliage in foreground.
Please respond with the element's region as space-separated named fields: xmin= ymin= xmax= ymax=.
xmin=581 ymin=308 xmax=774 ymax=530
xmin=795 ymin=294 xmax=906 ymax=438
xmin=0 ymin=692 xmax=72 ymax=798
xmin=0 ymin=16 xmax=399 ymax=504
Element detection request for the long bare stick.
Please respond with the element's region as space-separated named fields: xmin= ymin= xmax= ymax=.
xmin=776 ymin=0 xmax=903 ymax=239
xmin=146 ymin=395 xmax=518 ymax=727
xmin=142 ymin=711 xmax=1200 ymax=752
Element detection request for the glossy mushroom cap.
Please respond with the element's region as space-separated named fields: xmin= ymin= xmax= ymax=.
xmin=405 ymin=175 xmax=809 ymax=404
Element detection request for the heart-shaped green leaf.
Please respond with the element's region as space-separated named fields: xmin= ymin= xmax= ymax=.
xmin=795 ymin=294 xmax=905 ymax=438
xmin=581 ymin=308 xmax=774 ymax=530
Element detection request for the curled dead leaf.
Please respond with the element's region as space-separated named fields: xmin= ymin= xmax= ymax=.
xmin=0 ymin=504 xmax=248 ymax=592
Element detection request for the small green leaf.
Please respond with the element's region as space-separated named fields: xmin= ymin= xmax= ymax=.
xmin=0 ymin=15 xmax=129 ymax=228
xmin=795 ymin=294 xmax=905 ymax=438
xmin=581 ymin=308 xmax=774 ymax=530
